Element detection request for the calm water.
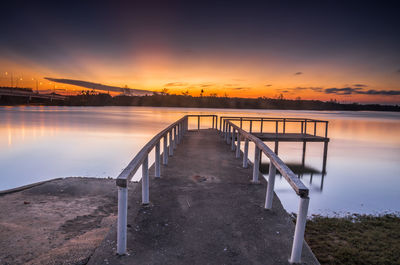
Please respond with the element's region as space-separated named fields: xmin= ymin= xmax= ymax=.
xmin=1 ymin=106 xmax=399 ymax=215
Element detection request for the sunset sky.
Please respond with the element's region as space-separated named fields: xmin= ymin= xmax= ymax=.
xmin=1 ymin=1 xmax=399 ymax=104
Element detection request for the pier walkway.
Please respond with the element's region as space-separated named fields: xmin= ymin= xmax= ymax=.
xmin=89 ymin=123 xmax=319 ymax=264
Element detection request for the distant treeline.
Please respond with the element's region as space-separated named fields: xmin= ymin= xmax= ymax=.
xmin=1 ymin=89 xmax=399 ymax=111
xmin=65 ymin=92 xmax=400 ymax=111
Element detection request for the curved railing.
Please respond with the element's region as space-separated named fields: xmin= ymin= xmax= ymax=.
xmin=116 ymin=114 xmax=217 ymax=255
xmin=222 ymin=119 xmax=311 ymax=263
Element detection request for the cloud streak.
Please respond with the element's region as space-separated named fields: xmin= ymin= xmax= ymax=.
xmin=324 ymin=87 xmax=400 ymax=96
xmin=294 ymin=72 xmax=303 ymax=75
xmin=164 ymin=82 xmax=188 ymax=87
xmin=44 ymin=77 xmax=153 ymax=95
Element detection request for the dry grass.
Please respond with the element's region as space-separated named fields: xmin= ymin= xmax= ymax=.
xmin=304 ymin=214 xmax=400 ymax=265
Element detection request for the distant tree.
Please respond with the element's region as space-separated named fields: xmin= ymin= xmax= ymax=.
xmin=160 ymin=88 xmax=170 ymax=95
xmin=200 ymin=89 xmax=204 ymax=97
xmin=209 ymin=93 xmax=218 ymax=97
xmin=182 ymin=90 xmax=190 ymax=96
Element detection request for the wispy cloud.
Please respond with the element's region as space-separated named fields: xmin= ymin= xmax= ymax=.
xmin=324 ymin=87 xmax=400 ymax=96
xmin=265 ymin=84 xmax=272 ymax=87
xmin=291 ymin=87 xmax=323 ymax=92
xmin=294 ymin=72 xmax=303 ymax=75
xmin=165 ymin=82 xmax=188 ymax=87
xmin=324 ymin=87 xmax=362 ymax=95
xmin=353 ymin=84 xmax=368 ymax=87
xmin=232 ymin=87 xmax=250 ymax=91
xmin=44 ymin=77 xmax=153 ymax=95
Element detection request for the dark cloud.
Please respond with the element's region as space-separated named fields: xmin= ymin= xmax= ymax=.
xmin=294 ymin=72 xmax=303 ymax=75
xmin=292 ymin=87 xmax=323 ymax=92
xmin=232 ymin=87 xmax=250 ymax=90
xmin=265 ymin=84 xmax=272 ymax=87
xmin=353 ymin=84 xmax=368 ymax=87
xmin=324 ymin=87 xmax=362 ymax=95
xmin=165 ymin=82 xmax=188 ymax=87
xmin=359 ymin=90 xmax=400 ymax=95
xmin=324 ymin=87 xmax=400 ymax=96
xmin=44 ymin=77 xmax=153 ymax=95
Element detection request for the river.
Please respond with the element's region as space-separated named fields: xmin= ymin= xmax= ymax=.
xmin=1 ymin=106 xmax=399 ymax=215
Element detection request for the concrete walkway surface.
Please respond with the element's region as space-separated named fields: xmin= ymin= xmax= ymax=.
xmin=89 ymin=130 xmax=318 ymax=265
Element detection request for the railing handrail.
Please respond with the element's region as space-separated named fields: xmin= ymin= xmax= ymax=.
xmin=116 ymin=114 xmax=218 ymax=187
xmin=227 ymin=120 xmax=309 ymax=197
xmin=116 ymin=116 xmax=186 ymax=187
xmin=220 ymin=116 xmax=327 ymax=123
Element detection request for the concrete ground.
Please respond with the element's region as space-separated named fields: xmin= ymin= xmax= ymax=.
xmin=0 ymin=177 xmax=133 ymax=265
xmin=89 ymin=130 xmax=318 ymax=265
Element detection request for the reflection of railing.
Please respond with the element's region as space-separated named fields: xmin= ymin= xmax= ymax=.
xmin=220 ymin=116 xmax=329 ymax=138
xmin=115 ymin=115 xmax=217 ymax=255
xmin=223 ymin=119 xmax=310 ymax=263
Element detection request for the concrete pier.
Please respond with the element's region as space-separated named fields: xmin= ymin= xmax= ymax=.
xmin=89 ymin=130 xmax=318 ymax=264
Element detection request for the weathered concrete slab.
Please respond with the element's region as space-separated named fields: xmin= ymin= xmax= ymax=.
xmin=89 ymin=130 xmax=318 ymax=265
xmin=0 ymin=177 xmax=132 ymax=265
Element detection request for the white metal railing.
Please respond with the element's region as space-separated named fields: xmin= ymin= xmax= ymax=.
xmin=219 ymin=116 xmax=329 ymax=138
xmin=115 ymin=114 xmax=217 ymax=255
xmin=222 ymin=118 xmax=311 ymax=264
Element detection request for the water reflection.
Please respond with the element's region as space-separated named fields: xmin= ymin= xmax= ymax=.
xmin=260 ymin=163 xmax=326 ymax=192
xmin=0 ymin=107 xmax=399 ymax=216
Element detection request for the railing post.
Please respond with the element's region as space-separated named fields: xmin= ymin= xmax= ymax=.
xmin=231 ymin=128 xmax=236 ymax=151
xmin=177 ymin=124 xmax=181 ymax=144
xmin=264 ymin=161 xmax=276 ymax=209
xmin=325 ymin=121 xmax=328 ymax=138
xmin=155 ymin=141 xmax=160 ymax=178
xmin=224 ymin=121 xmax=227 ymax=139
xmin=212 ymin=116 xmax=215 ymax=129
xmin=252 ymin=146 xmax=260 ymax=183
xmin=314 ymin=121 xmax=317 ymax=136
xmin=301 ymin=121 xmax=304 ymax=135
xmin=169 ymin=130 xmax=174 ymax=156
xmin=260 ymin=118 xmax=263 ymax=133
xmin=225 ymin=123 xmax=229 ymax=143
xmin=219 ymin=117 xmax=222 ymax=132
xmin=290 ymin=196 xmax=310 ymax=264
xmin=240 ymin=117 xmax=243 ymax=128
xmin=173 ymin=126 xmax=177 ymax=149
xmin=250 ymin=120 xmax=253 ymax=133
xmin=117 ymin=186 xmax=128 ymax=255
xmin=243 ymin=138 xmax=249 ymax=168
xmin=304 ymin=120 xmax=307 ymax=135
xmin=283 ymin=118 xmax=286 ymax=134
xmin=275 ymin=120 xmax=278 ymax=135
xmin=227 ymin=125 xmax=231 ymax=144
xmin=198 ymin=116 xmax=200 ymax=130
xmin=163 ymin=134 xmax=168 ymax=165
xmin=236 ymin=132 xmax=241 ymax=158
xmin=142 ymin=155 xmax=149 ymax=204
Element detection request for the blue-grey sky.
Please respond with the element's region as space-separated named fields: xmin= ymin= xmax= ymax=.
xmin=1 ymin=1 xmax=399 ymax=103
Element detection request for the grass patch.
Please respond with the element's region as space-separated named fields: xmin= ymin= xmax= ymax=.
xmin=304 ymin=214 xmax=400 ymax=265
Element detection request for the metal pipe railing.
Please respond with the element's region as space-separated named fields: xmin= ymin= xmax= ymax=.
xmin=220 ymin=116 xmax=329 ymax=139
xmin=116 ymin=114 xmax=216 ymax=255
xmin=226 ymin=120 xmax=310 ymax=264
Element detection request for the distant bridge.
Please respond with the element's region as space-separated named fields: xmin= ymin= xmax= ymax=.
xmin=0 ymin=87 xmax=67 ymax=101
